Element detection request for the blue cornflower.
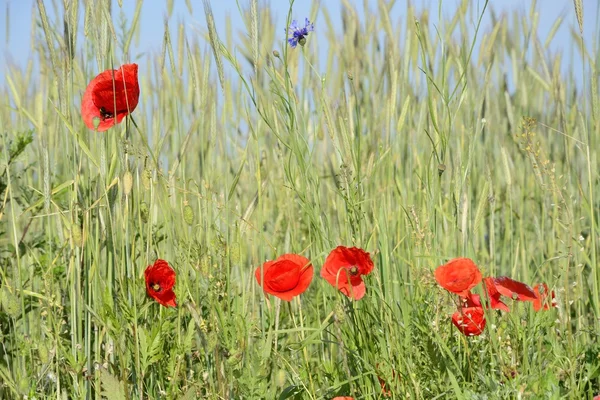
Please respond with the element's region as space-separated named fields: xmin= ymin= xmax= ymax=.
xmin=287 ymin=18 xmax=314 ymax=48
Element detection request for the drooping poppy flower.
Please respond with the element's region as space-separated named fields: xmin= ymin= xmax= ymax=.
xmin=321 ymin=246 xmax=374 ymax=300
xmin=434 ymin=258 xmax=482 ymax=297
xmin=532 ymin=283 xmax=557 ymax=311
xmin=144 ymin=259 xmax=177 ymax=307
xmin=491 ymin=276 xmax=537 ymax=301
xmin=452 ymin=306 xmax=486 ymax=336
xmin=484 ymin=276 xmax=537 ymax=312
xmin=483 ymin=277 xmax=509 ymax=312
xmin=254 ymin=254 xmax=313 ymax=301
xmin=81 ymin=63 xmax=140 ymax=131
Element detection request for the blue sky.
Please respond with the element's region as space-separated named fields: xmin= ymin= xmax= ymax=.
xmin=1 ymin=0 xmax=598 ymax=89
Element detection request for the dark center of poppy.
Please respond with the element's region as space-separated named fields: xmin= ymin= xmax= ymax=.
xmin=99 ymin=106 xmax=114 ymax=120
xmin=349 ymin=265 xmax=359 ymax=276
xmin=151 ymin=282 xmax=161 ymax=292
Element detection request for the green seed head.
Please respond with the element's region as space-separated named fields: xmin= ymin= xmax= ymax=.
xmin=142 ymin=169 xmax=152 ymax=190
xmin=123 ymin=171 xmax=133 ymax=196
xmin=183 ymin=204 xmax=194 ymax=225
xmin=71 ymin=224 xmax=83 ymax=247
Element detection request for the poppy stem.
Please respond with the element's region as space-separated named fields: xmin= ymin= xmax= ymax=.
xmin=129 ymin=116 xmax=160 ymax=170
xmin=299 ymin=262 xmax=312 ymax=273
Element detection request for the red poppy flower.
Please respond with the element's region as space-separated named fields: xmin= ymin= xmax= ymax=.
xmin=254 ymin=254 xmax=313 ymax=301
xmin=451 ymin=306 xmax=486 ymax=336
xmin=321 ymin=246 xmax=374 ymax=300
xmin=434 ymin=258 xmax=482 ymax=297
xmin=81 ymin=63 xmax=140 ymax=131
xmin=532 ymin=283 xmax=557 ymax=311
xmin=463 ymin=291 xmax=482 ymax=308
xmin=332 ymin=397 xmax=354 ymax=400
xmin=484 ymin=276 xmax=537 ymax=312
xmin=144 ymin=259 xmax=177 ymax=307
xmin=483 ymin=277 xmax=509 ymax=312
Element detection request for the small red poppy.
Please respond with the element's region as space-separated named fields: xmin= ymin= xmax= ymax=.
xmin=434 ymin=258 xmax=482 ymax=297
xmin=144 ymin=259 xmax=177 ymax=307
xmin=254 ymin=254 xmax=313 ymax=301
xmin=451 ymin=306 xmax=486 ymax=336
xmin=81 ymin=63 xmax=140 ymax=131
xmin=331 ymin=397 xmax=354 ymax=400
xmin=532 ymin=283 xmax=557 ymax=311
xmin=321 ymin=246 xmax=374 ymax=300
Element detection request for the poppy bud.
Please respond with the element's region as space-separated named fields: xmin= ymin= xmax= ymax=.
xmin=71 ymin=223 xmax=83 ymax=248
xmin=438 ymin=163 xmax=446 ymax=176
xmin=334 ymin=302 xmax=346 ymax=324
xmin=140 ymin=201 xmax=149 ymax=223
xmin=226 ymin=350 xmax=243 ymax=366
xmin=1 ymin=287 xmax=20 ymax=319
xmin=276 ymin=370 xmax=286 ymax=387
xmin=122 ymin=170 xmax=133 ymax=196
xmin=38 ymin=343 xmax=50 ymax=364
xmin=183 ymin=203 xmax=194 ymax=225
xmin=272 ymin=50 xmax=280 ymax=58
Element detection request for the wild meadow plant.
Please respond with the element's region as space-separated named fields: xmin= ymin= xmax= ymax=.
xmin=1 ymin=0 xmax=599 ymax=398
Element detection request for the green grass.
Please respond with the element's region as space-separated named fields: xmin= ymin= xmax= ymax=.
xmin=1 ymin=0 xmax=599 ymax=398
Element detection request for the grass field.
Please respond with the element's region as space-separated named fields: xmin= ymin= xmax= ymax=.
xmin=1 ymin=0 xmax=600 ymax=398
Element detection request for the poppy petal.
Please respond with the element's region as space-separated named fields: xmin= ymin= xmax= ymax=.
xmin=321 ymin=246 xmax=373 ymax=300
xmin=338 ymin=280 xmax=366 ymax=300
xmin=91 ymin=64 xmax=139 ymax=114
xmin=451 ymin=306 xmax=486 ymax=336
xmin=153 ymin=289 xmax=177 ymax=307
xmin=491 ymin=276 xmax=537 ymax=301
xmin=81 ymin=63 xmax=140 ymax=131
xmin=144 ymin=259 xmax=177 ymax=308
xmin=255 ymin=254 xmax=313 ymax=301
xmin=532 ymin=283 xmax=557 ymax=311
xmin=434 ymin=258 xmax=482 ymax=297
xmin=484 ymin=277 xmax=510 ymax=312
xmin=464 ymin=291 xmax=482 ymax=308
xmin=264 ymin=260 xmax=302 ymax=292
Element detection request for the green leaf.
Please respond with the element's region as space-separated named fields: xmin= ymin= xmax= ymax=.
xmin=278 ymin=385 xmax=302 ymax=400
xmin=100 ymin=369 xmax=126 ymax=400
xmin=447 ymin=370 xmax=465 ymax=400
xmin=180 ymin=387 xmax=198 ymax=400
